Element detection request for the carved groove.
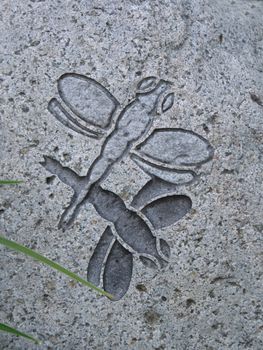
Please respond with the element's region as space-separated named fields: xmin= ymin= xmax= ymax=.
xmin=48 ymin=98 xmax=101 ymax=138
xmin=131 ymin=177 xmax=177 ymax=210
xmin=132 ymin=154 xmax=197 ymax=186
xmin=161 ymin=92 xmax=174 ymax=112
xmin=58 ymin=73 xmax=119 ymax=129
xmin=135 ymin=128 xmax=214 ymax=167
xmin=136 ymin=76 xmax=158 ymax=93
xmin=159 ymin=239 xmax=171 ymax=259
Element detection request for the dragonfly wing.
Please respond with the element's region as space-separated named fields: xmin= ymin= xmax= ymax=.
xmin=131 ymin=176 xmax=185 ymax=210
xmin=58 ymin=73 xmax=119 ymax=130
xmin=141 ymin=195 xmax=192 ymax=229
xmin=135 ymin=128 xmax=214 ymax=167
xmin=103 ymin=240 xmax=133 ymax=301
xmin=87 ymin=226 xmax=115 ymax=286
xmin=48 ymin=98 xmax=102 ymax=139
xmin=131 ymin=154 xmax=196 ymax=186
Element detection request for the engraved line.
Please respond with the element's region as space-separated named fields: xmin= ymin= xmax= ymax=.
xmin=48 ymin=98 xmax=102 ymax=139
xmin=87 ymin=226 xmax=115 ymax=287
xmin=135 ymin=128 xmax=214 ymax=167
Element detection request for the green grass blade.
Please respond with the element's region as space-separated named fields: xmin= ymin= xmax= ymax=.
xmin=0 ymin=322 xmax=41 ymax=344
xmin=0 ymin=180 xmax=23 ymax=185
xmin=0 ymin=235 xmax=114 ymax=299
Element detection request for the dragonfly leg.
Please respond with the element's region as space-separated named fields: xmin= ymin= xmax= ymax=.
xmin=58 ymin=197 xmax=80 ymax=230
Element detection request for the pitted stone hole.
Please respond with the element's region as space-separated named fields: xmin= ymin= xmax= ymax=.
xmin=46 ymin=175 xmax=56 ymax=185
xmin=186 ymin=298 xmax=196 ymax=308
xmin=136 ymin=283 xmax=147 ymax=292
xmin=250 ymin=92 xmax=263 ymax=107
xmin=144 ymin=310 xmax=161 ymax=325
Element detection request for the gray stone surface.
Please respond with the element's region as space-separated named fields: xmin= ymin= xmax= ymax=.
xmin=1 ymin=0 xmax=263 ymax=349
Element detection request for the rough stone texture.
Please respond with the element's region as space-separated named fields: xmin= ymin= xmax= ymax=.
xmin=1 ymin=0 xmax=263 ymax=349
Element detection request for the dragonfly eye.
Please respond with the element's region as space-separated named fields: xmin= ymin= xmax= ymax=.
xmin=136 ymin=76 xmax=158 ymax=94
xmin=161 ymin=92 xmax=175 ymax=112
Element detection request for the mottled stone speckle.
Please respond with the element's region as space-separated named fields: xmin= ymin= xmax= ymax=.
xmin=1 ymin=0 xmax=263 ymax=349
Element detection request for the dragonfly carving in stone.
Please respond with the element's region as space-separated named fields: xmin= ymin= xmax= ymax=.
xmin=41 ymin=73 xmax=214 ymax=300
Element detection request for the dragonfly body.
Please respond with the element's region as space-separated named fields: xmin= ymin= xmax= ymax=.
xmin=60 ymin=80 xmax=171 ymax=228
xmin=89 ymin=185 xmax=167 ymax=266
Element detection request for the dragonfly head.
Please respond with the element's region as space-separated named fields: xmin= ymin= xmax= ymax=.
xmin=136 ymin=77 xmax=174 ymax=114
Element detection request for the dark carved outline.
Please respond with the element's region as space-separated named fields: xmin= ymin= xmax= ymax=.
xmin=58 ymin=73 xmax=120 ymax=130
xmin=135 ymin=128 xmax=215 ymax=167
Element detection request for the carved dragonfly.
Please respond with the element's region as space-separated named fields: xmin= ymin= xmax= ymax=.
xmin=42 ymin=73 xmax=213 ymax=300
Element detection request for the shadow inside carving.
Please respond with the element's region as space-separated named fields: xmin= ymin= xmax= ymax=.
xmin=89 ymin=187 xmax=167 ymax=266
xmin=103 ymin=239 xmax=133 ymax=300
xmin=87 ymin=226 xmax=115 ymax=286
xmin=87 ymin=226 xmax=133 ymax=301
xmin=131 ymin=176 xmax=190 ymax=210
xmin=141 ymin=195 xmax=192 ymax=229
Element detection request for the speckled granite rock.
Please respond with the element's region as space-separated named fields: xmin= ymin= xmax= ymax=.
xmin=1 ymin=0 xmax=263 ymax=349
